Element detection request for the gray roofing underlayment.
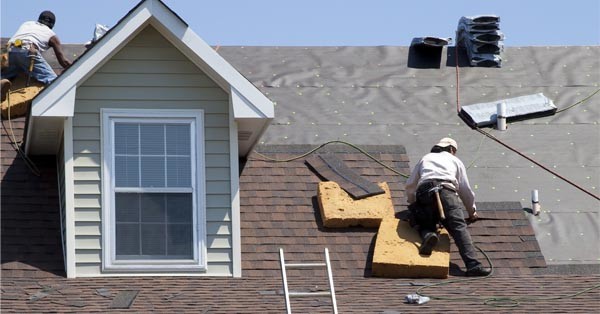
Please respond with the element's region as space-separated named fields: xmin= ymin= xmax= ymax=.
xmin=16 ymin=42 xmax=600 ymax=266
xmin=215 ymin=45 xmax=600 ymax=266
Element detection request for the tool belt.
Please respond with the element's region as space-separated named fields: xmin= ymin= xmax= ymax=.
xmin=3 ymin=40 xmax=38 ymax=69
xmin=8 ymin=39 xmax=38 ymax=54
xmin=417 ymin=179 xmax=456 ymax=197
xmin=408 ymin=179 xmax=454 ymax=227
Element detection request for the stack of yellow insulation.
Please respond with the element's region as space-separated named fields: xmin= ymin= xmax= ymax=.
xmin=1 ymin=76 xmax=44 ymax=119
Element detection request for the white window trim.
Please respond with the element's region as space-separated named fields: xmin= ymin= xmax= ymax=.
xmin=101 ymin=109 xmax=206 ymax=272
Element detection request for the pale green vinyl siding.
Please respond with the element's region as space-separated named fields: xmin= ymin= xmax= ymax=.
xmin=72 ymin=26 xmax=232 ymax=276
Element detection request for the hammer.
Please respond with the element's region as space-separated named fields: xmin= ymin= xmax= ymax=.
xmin=26 ymin=45 xmax=38 ymax=87
xmin=429 ymin=186 xmax=446 ymax=220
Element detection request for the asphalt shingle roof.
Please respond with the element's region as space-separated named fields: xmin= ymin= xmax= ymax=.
xmin=3 ymin=122 xmax=598 ymax=311
xmin=1 ymin=39 xmax=599 ymax=313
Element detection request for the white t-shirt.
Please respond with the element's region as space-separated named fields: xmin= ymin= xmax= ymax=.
xmin=9 ymin=21 xmax=56 ymax=52
xmin=406 ymin=151 xmax=476 ymax=212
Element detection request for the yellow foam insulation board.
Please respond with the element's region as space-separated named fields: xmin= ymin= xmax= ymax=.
xmin=317 ymin=181 xmax=395 ymax=228
xmin=1 ymin=86 xmax=43 ymax=119
xmin=1 ymin=76 xmax=44 ymax=119
xmin=372 ymin=218 xmax=450 ymax=279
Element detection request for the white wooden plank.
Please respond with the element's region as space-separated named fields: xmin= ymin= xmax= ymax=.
xmin=74 ymin=168 xmax=101 ymax=181
xmin=207 ymin=249 xmax=232 ymax=263
xmin=98 ymin=60 xmax=204 ymax=74
xmin=126 ymin=27 xmax=166 ymax=46
xmin=75 ymin=208 xmax=101 ymax=222
xmin=75 ymin=236 xmax=102 ymax=250
xmin=206 ymin=181 xmax=231 ymax=194
xmin=76 ymin=86 xmax=227 ymax=101
xmin=73 ymin=113 xmax=100 ymax=127
xmin=205 ymin=128 xmax=229 ymax=141
xmin=75 ymin=222 xmax=102 ymax=236
xmin=206 ymin=263 xmax=232 ymax=275
xmin=112 ymin=46 xmax=186 ymax=61
xmin=75 ymin=264 xmax=101 ymax=276
xmin=204 ymin=114 xmax=229 ymax=127
xmin=206 ymin=167 xmax=230 ymax=179
xmin=206 ymin=195 xmax=231 ymax=208
xmin=207 ymin=235 xmax=231 ymax=249
xmin=205 ymin=154 xmax=230 ymax=167
xmin=74 ymin=194 xmax=102 ymax=208
xmin=75 ymin=100 xmax=228 ymax=114
xmin=74 ymin=154 xmax=101 ymax=168
xmin=73 ymin=127 xmax=100 ymax=141
xmin=206 ymin=207 xmax=231 ymax=221
xmin=74 ymin=181 xmax=101 ymax=194
xmin=83 ymin=73 xmax=217 ymax=87
xmin=73 ymin=140 xmax=101 ymax=154
xmin=74 ymin=183 xmax=102 ymax=196
xmin=205 ymin=141 xmax=229 ymax=154
xmin=76 ymin=249 xmax=102 ymax=263
xmin=207 ymin=221 xmax=230 ymax=235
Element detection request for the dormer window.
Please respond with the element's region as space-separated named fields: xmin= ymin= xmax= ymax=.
xmin=102 ymin=109 xmax=206 ymax=271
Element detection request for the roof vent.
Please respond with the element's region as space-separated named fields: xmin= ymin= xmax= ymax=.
xmin=238 ymin=131 xmax=253 ymax=141
xmin=410 ymin=37 xmax=452 ymax=48
xmin=456 ymin=15 xmax=504 ymax=67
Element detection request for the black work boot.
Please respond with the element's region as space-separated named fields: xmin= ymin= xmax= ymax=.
xmin=419 ymin=232 xmax=439 ymax=256
xmin=465 ymin=265 xmax=492 ymax=277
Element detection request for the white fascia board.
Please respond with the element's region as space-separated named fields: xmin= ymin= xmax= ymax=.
xmin=155 ymin=22 xmax=274 ymax=119
xmin=32 ymin=0 xmax=273 ymax=121
xmin=182 ymin=30 xmax=274 ymax=118
xmin=230 ymin=87 xmax=272 ymax=119
xmin=31 ymin=6 xmax=153 ymax=117
xmin=32 ymin=85 xmax=76 ymax=117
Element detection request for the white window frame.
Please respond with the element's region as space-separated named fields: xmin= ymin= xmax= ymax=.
xmin=101 ymin=109 xmax=206 ymax=272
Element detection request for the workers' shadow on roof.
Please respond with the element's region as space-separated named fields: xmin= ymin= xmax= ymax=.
xmin=407 ymin=45 xmax=444 ymax=69
xmin=310 ymin=196 xmax=381 ymax=278
xmin=0 ymin=151 xmax=66 ymax=278
xmin=446 ymin=46 xmax=472 ymax=67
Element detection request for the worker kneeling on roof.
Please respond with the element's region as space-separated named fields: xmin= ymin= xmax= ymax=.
xmin=1 ymin=10 xmax=71 ymax=88
xmin=406 ymin=137 xmax=491 ymax=277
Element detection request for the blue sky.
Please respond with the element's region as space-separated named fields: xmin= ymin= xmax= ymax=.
xmin=1 ymin=0 xmax=599 ymax=46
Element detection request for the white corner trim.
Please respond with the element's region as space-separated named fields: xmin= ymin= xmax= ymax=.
xmin=229 ymin=100 xmax=242 ymax=277
xmin=63 ymin=117 xmax=76 ymax=278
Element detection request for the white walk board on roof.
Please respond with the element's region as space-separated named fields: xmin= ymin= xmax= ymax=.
xmin=460 ymin=93 xmax=557 ymax=127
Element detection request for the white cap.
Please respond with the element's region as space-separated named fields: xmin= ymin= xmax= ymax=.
xmin=435 ymin=137 xmax=458 ymax=150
